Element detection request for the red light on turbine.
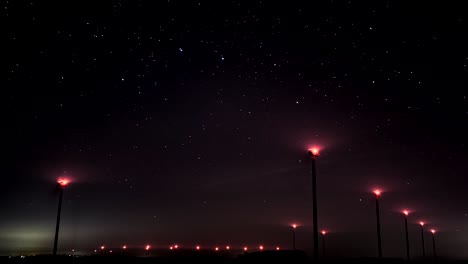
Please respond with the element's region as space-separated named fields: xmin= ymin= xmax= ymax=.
xmin=292 ymin=224 xmax=297 ymax=229
xmin=243 ymin=247 xmax=248 ymax=251
xmin=276 ymin=247 xmax=280 ymax=251
xmin=373 ymin=189 xmax=381 ymax=197
xmin=215 ymin=247 xmax=219 ymax=251
xmin=259 ymin=245 xmax=264 ymax=251
xmin=122 ymin=245 xmax=127 ymax=250
xmin=57 ymin=178 xmax=69 ymax=187
xmin=226 ymin=246 xmax=230 ymax=250
xmin=196 ymin=245 xmax=200 ymax=250
xmin=308 ymin=148 xmax=320 ymax=156
xmin=431 ymin=229 xmax=436 ymax=234
xmin=419 ymin=221 xmax=425 ymax=226
xmin=403 ymin=210 xmax=409 ymax=216
xmin=145 ymin=245 xmax=150 ymax=250
xmin=321 ymin=230 xmax=327 ymax=235
xmin=100 ymin=246 xmax=105 ymax=250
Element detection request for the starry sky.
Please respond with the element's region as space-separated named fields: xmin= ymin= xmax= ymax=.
xmin=2 ymin=0 xmax=468 ymax=259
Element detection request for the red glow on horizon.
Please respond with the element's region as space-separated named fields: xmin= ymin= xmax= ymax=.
xmin=420 ymin=221 xmax=425 ymax=226
xmin=215 ymin=247 xmax=219 ymax=251
xmin=321 ymin=230 xmax=327 ymax=235
xmin=292 ymin=224 xmax=297 ymax=229
xmin=196 ymin=246 xmax=200 ymax=250
xmin=145 ymin=245 xmax=150 ymax=250
xmin=431 ymin=229 xmax=436 ymax=234
xmin=373 ymin=189 xmax=381 ymax=197
xmin=276 ymin=247 xmax=280 ymax=251
xmin=100 ymin=246 xmax=105 ymax=250
xmin=226 ymin=246 xmax=230 ymax=250
xmin=243 ymin=247 xmax=248 ymax=251
xmin=259 ymin=245 xmax=263 ymax=251
xmin=57 ymin=178 xmax=69 ymax=187
xmin=174 ymin=244 xmax=178 ymax=249
xmin=122 ymin=245 xmax=127 ymax=250
xmin=169 ymin=246 xmax=173 ymax=250
xmin=403 ymin=210 xmax=409 ymax=216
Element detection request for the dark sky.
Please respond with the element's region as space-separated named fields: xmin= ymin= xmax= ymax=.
xmin=2 ymin=0 xmax=468 ymax=259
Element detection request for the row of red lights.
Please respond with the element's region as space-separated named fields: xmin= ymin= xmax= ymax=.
xmin=374 ymin=190 xmax=437 ymax=234
xmin=96 ymin=244 xmax=279 ymax=252
xmin=58 ymin=148 xmax=438 ymax=241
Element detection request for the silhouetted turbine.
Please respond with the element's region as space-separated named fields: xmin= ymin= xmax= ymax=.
xmin=420 ymin=222 xmax=426 ymax=257
xmin=403 ymin=210 xmax=410 ymax=260
xmin=373 ymin=189 xmax=383 ymax=258
xmin=53 ymin=178 xmax=69 ymax=256
xmin=308 ymin=148 xmax=320 ymax=261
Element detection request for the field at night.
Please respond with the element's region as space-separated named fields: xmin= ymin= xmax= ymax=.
xmin=3 ymin=0 xmax=468 ymax=262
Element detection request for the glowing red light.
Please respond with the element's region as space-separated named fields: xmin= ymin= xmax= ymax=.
xmin=308 ymin=148 xmax=320 ymax=156
xmin=169 ymin=246 xmax=173 ymax=250
xmin=243 ymin=247 xmax=248 ymax=251
xmin=196 ymin=245 xmax=200 ymax=250
xmin=226 ymin=246 xmax=230 ymax=250
xmin=174 ymin=244 xmax=178 ymax=249
xmin=57 ymin=178 xmax=69 ymax=187
xmin=215 ymin=247 xmax=219 ymax=251
xmin=100 ymin=246 xmax=105 ymax=250
xmin=403 ymin=210 xmax=409 ymax=216
xmin=276 ymin=247 xmax=280 ymax=251
xmin=122 ymin=245 xmax=127 ymax=250
xmin=420 ymin=221 xmax=425 ymax=226
xmin=109 ymin=250 xmax=112 ymax=253
xmin=259 ymin=245 xmax=264 ymax=251
xmin=373 ymin=189 xmax=381 ymax=197
xmin=292 ymin=224 xmax=297 ymax=229
xmin=321 ymin=230 xmax=327 ymax=235
xmin=431 ymin=229 xmax=436 ymax=234
xmin=145 ymin=245 xmax=150 ymax=250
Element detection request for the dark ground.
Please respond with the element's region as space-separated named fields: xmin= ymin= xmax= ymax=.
xmin=1 ymin=251 xmax=465 ymax=264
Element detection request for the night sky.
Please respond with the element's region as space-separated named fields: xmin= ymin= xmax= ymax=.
xmin=2 ymin=0 xmax=468 ymax=259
